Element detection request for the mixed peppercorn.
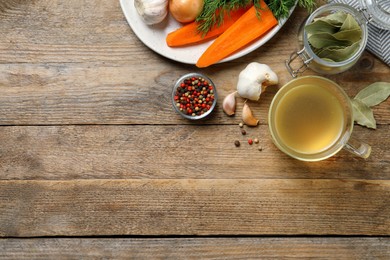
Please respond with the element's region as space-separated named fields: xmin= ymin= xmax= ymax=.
xmin=174 ymin=76 xmax=215 ymax=117
xmin=235 ymin=123 xmax=262 ymax=150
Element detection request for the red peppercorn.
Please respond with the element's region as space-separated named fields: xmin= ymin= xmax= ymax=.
xmin=248 ymin=139 xmax=253 ymax=145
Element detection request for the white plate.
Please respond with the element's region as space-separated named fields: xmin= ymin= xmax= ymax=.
xmin=120 ymin=0 xmax=296 ymax=64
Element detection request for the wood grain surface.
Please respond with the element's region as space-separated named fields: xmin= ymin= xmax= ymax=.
xmin=0 ymin=1 xmax=388 ymax=126
xmin=0 ymin=0 xmax=389 ymax=258
xmin=1 ymin=179 xmax=389 ymax=236
xmin=0 ymin=125 xmax=389 ymax=180
xmin=1 ymin=238 xmax=389 ymax=259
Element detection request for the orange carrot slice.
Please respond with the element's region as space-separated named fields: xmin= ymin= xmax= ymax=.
xmin=196 ymin=0 xmax=278 ymax=68
xmin=166 ymin=7 xmax=250 ymax=47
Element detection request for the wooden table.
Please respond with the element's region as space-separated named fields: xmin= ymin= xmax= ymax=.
xmin=1 ymin=0 xmax=389 ymax=258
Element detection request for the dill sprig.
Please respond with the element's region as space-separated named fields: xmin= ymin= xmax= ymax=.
xmin=196 ymin=0 xmax=316 ymax=35
xmin=266 ymin=0 xmax=297 ymax=19
xmin=265 ymin=0 xmax=317 ymax=18
xmin=196 ymin=0 xmax=256 ymax=35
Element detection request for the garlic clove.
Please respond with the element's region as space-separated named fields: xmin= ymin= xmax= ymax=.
xmin=134 ymin=0 xmax=168 ymax=25
xmin=237 ymin=62 xmax=278 ymax=101
xmin=222 ymin=91 xmax=236 ymax=116
xmin=242 ymin=103 xmax=259 ymax=126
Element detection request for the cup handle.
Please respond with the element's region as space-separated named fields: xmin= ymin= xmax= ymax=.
xmin=344 ymin=136 xmax=371 ymax=159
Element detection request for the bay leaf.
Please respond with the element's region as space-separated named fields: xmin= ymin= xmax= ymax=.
xmin=321 ymin=57 xmax=335 ymax=62
xmin=321 ymin=11 xmax=347 ymax=26
xmin=307 ymin=11 xmax=363 ymax=62
xmin=351 ymin=99 xmax=376 ymax=129
xmin=308 ymin=33 xmax=352 ymax=49
xmin=317 ymin=41 xmax=360 ymax=61
xmin=305 ymin=20 xmax=339 ymax=35
xmin=354 ymin=82 xmax=390 ymax=107
xmin=333 ymin=27 xmax=362 ymax=42
xmin=340 ymin=14 xmax=360 ymax=31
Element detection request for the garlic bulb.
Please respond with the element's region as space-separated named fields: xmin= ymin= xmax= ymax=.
xmin=237 ymin=62 xmax=278 ymax=101
xmin=135 ymin=0 xmax=168 ymax=25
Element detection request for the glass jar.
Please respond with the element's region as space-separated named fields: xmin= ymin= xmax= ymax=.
xmin=362 ymin=0 xmax=390 ymax=29
xmin=286 ymin=1 xmax=390 ymax=77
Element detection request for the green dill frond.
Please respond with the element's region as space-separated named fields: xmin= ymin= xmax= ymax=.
xmin=266 ymin=0 xmax=316 ymax=19
xmin=297 ymin=0 xmax=316 ymax=13
xmin=196 ymin=0 xmax=253 ymax=35
xmin=196 ymin=0 xmax=316 ymax=35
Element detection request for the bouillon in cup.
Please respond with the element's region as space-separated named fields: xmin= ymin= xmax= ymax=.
xmin=268 ymin=76 xmax=371 ymax=161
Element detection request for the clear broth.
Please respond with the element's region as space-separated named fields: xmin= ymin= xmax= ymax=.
xmin=275 ymin=83 xmax=345 ymax=154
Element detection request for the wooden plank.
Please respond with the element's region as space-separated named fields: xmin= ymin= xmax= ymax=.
xmin=0 ymin=59 xmax=388 ymax=126
xmin=0 ymin=0 xmax=147 ymax=63
xmin=0 ymin=237 xmax=389 ymax=259
xmin=0 ymin=179 xmax=389 ymax=237
xmin=0 ymin=0 xmax=308 ymax=64
xmin=0 ymin=1 xmax=389 ymax=126
xmin=0 ymin=125 xmax=388 ymax=180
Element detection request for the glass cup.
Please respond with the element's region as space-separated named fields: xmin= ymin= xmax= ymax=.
xmin=268 ymin=76 xmax=371 ymax=161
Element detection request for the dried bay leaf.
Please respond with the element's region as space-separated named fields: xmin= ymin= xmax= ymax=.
xmin=321 ymin=57 xmax=335 ymax=62
xmin=333 ymin=28 xmax=362 ymax=42
xmin=305 ymin=20 xmax=339 ymax=35
xmin=340 ymin=14 xmax=360 ymax=31
xmin=354 ymin=82 xmax=390 ymax=107
xmin=305 ymin=11 xmax=362 ymax=62
xmin=352 ymin=99 xmax=376 ymax=129
xmin=308 ymin=33 xmax=352 ymax=49
xmin=317 ymin=41 xmax=360 ymax=61
xmin=320 ymin=11 xmax=347 ymax=26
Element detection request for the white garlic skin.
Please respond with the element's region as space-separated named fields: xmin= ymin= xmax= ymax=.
xmin=222 ymin=91 xmax=236 ymax=116
xmin=134 ymin=0 xmax=168 ymax=25
xmin=237 ymin=62 xmax=278 ymax=101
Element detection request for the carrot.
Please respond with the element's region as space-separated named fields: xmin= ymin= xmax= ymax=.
xmin=196 ymin=0 xmax=278 ymax=68
xmin=166 ymin=7 xmax=250 ymax=47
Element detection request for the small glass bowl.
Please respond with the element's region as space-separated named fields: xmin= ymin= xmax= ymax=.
xmin=172 ymin=72 xmax=218 ymax=120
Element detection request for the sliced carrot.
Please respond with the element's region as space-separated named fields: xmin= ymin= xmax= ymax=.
xmin=196 ymin=0 xmax=278 ymax=68
xmin=166 ymin=7 xmax=250 ymax=47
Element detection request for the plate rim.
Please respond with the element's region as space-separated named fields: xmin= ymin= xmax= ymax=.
xmin=120 ymin=0 xmax=296 ymax=65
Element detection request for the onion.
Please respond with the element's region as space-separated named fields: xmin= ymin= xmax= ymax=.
xmin=169 ymin=0 xmax=204 ymax=23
